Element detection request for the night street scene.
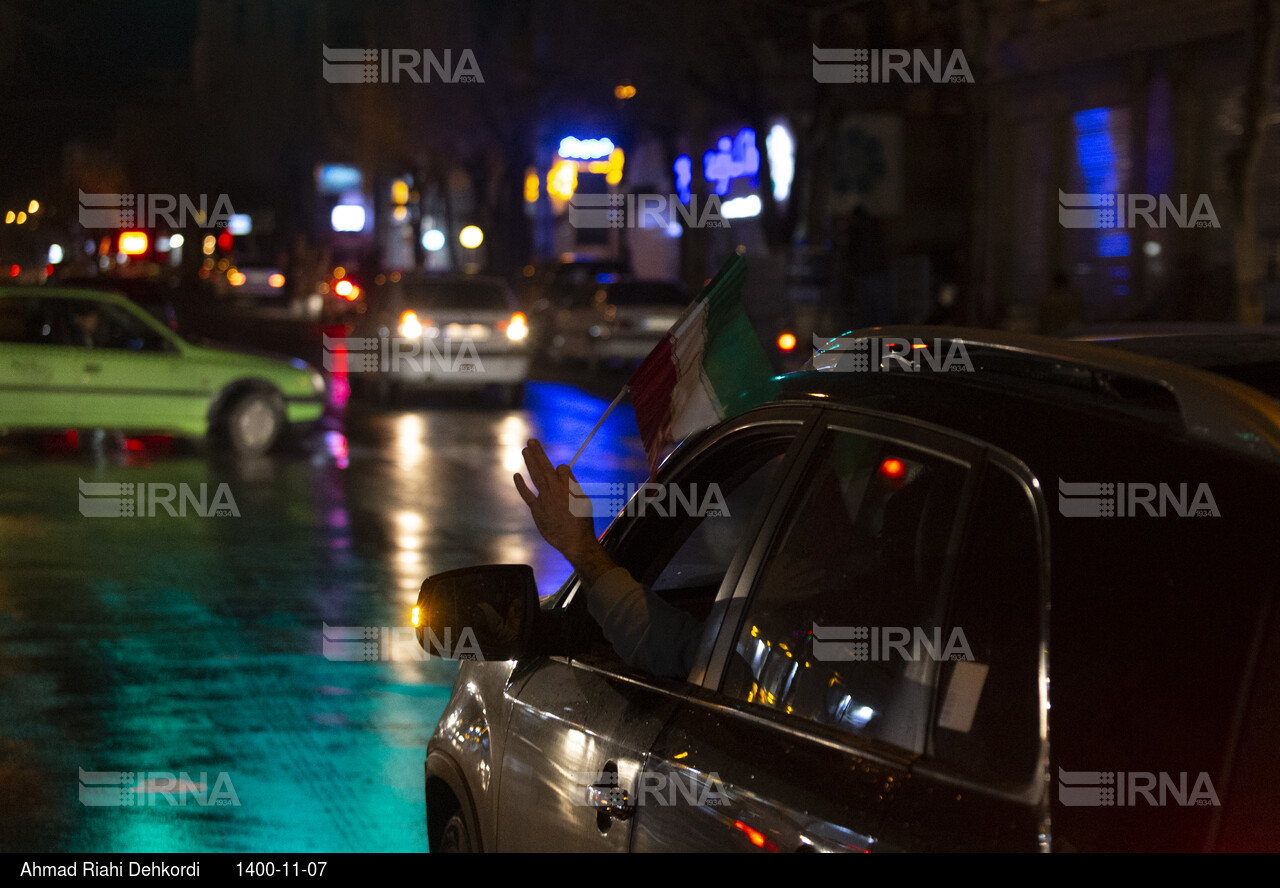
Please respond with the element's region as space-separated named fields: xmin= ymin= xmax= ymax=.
xmin=3 ymin=0 xmax=1280 ymax=864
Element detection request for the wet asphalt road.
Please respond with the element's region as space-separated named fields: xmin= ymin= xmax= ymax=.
xmin=0 ymin=380 xmax=646 ymax=853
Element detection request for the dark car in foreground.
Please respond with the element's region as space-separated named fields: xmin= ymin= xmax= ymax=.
xmin=415 ymin=328 xmax=1280 ymax=852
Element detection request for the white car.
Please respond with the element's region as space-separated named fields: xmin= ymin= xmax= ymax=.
xmin=352 ymin=274 xmax=530 ymax=407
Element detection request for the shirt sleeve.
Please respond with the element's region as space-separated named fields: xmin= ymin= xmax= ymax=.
xmin=586 ymin=566 xmax=702 ymax=679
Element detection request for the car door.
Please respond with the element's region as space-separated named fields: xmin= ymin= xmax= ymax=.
xmin=632 ymin=410 xmax=1000 ymax=852
xmin=874 ymin=453 xmax=1050 ymax=851
xmin=0 ymin=293 xmax=83 ymax=429
xmin=493 ymin=411 xmax=815 ymax=851
xmin=57 ymin=297 xmax=201 ymax=432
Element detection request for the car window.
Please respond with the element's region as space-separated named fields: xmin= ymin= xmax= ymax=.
xmin=58 ymin=298 xmax=172 ymax=351
xmin=381 ymin=279 xmax=510 ymax=310
xmin=719 ymin=428 xmax=967 ymax=755
xmin=567 ymin=428 xmax=798 ymax=674
xmin=0 ymin=296 xmax=51 ymax=344
xmin=603 ymin=282 xmax=689 ymax=307
xmin=927 ymin=465 xmax=1043 ymax=792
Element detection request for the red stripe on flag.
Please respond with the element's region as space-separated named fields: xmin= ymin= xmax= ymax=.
xmin=629 ymin=331 xmax=678 ymax=476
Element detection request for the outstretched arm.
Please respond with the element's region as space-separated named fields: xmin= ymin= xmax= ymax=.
xmin=514 ymin=439 xmax=699 ymax=678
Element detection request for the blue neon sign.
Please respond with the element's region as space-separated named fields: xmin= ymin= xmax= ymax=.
xmin=558 ymin=137 xmax=615 ymax=160
xmin=703 ymin=128 xmax=760 ymax=196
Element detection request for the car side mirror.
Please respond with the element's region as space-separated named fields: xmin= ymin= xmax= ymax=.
xmin=414 ymin=564 xmax=541 ymax=661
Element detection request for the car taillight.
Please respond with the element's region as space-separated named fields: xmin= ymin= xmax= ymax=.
xmin=504 ymin=311 xmax=528 ymax=341
xmin=399 ymin=310 xmax=423 ymax=338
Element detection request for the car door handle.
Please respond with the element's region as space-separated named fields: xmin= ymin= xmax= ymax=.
xmin=587 ymin=782 xmax=634 ymax=821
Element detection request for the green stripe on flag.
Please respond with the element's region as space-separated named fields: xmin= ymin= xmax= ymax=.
xmin=700 ymin=253 xmax=778 ymax=416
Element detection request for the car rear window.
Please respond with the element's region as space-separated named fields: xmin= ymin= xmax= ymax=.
xmin=604 ymin=282 xmax=688 ymax=307
xmin=384 ymin=279 xmax=510 ymax=310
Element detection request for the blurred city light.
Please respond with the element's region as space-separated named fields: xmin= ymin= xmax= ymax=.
xmin=547 ymin=159 xmax=577 ymax=202
xmin=766 ymin=124 xmax=794 ymax=201
xmin=524 ymin=168 xmax=539 ymax=203
xmin=3 ymin=211 xmax=13 ymax=224
xmin=47 ymin=244 xmax=64 ymax=264
xmin=27 ymin=200 xmax=39 ymax=213
xmin=704 ymin=127 xmax=760 ymax=196
xmin=118 ymin=231 xmax=149 ymax=255
xmin=15 ymin=211 xmax=26 ymax=224
xmin=169 ymin=233 xmax=185 ymax=249
xmin=459 ymin=225 xmax=484 ymax=248
xmin=202 ymin=235 xmax=216 ymax=255
xmin=721 ymin=195 xmax=762 ymax=218
xmin=331 ymin=204 xmax=366 ymax=232
xmin=268 ymin=273 xmax=286 ymax=288
xmin=558 ymin=136 xmax=615 ymax=160
xmin=227 ymin=214 xmax=252 ymax=235
xmin=587 ymin=147 xmax=625 ymax=185
xmin=399 ymin=310 xmax=423 ymax=338
xmin=422 ymin=229 xmax=445 ymax=251
xmin=614 ymin=84 xmax=636 ymax=99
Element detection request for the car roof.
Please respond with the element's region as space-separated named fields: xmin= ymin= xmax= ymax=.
xmin=0 ymin=284 xmax=140 ymax=309
xmin=789 ymin=326 xmax=1280 ymax=465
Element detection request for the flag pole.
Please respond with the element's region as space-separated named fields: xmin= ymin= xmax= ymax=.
xmin=569 ymin=385 xmax=630 ymax=469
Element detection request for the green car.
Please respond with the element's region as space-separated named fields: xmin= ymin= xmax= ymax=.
xmin=0 ymin=287 xmax=326 ymax=455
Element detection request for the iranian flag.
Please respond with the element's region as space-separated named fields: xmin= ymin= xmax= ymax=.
xmin=628 ymin=252 xmax=778 ymax=476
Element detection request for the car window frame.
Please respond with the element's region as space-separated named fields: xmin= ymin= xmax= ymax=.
xmin=693 ymin=406 xmax=1050 ymax=793
xmin=50 ymin=292 xmax=183 ymax=354
xmin=541 ymin=404 xmax=824 ymax=690
xmin=910 ymin=449 xmax=1052 ymax=809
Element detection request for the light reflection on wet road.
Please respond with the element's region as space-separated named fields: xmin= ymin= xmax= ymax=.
xmin=0 ymin=381 xmax=646 ymax=852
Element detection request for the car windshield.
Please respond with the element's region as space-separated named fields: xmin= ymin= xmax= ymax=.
xmin=604 ymin=282 xmax=689 ymax=307
xmin=381 ymin=279 xmax=510 ymax=310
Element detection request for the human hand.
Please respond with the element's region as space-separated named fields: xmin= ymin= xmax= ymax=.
xmin=514 ymin=439 xmax=616 ymax=583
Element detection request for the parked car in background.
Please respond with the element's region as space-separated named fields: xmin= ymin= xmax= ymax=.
xmin=416 ymin=329 xmax=1280 ymax=852
xmin=0 ymin=287 xmax=326 ymax=455
xmin=351 ymin=273 xmax=530 ymax=407
xmin=548 ymin=278 xmax=689 ymax=371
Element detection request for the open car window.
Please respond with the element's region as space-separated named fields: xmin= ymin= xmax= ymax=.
xmin=564 ymin=428 xmax=800 ymax=676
